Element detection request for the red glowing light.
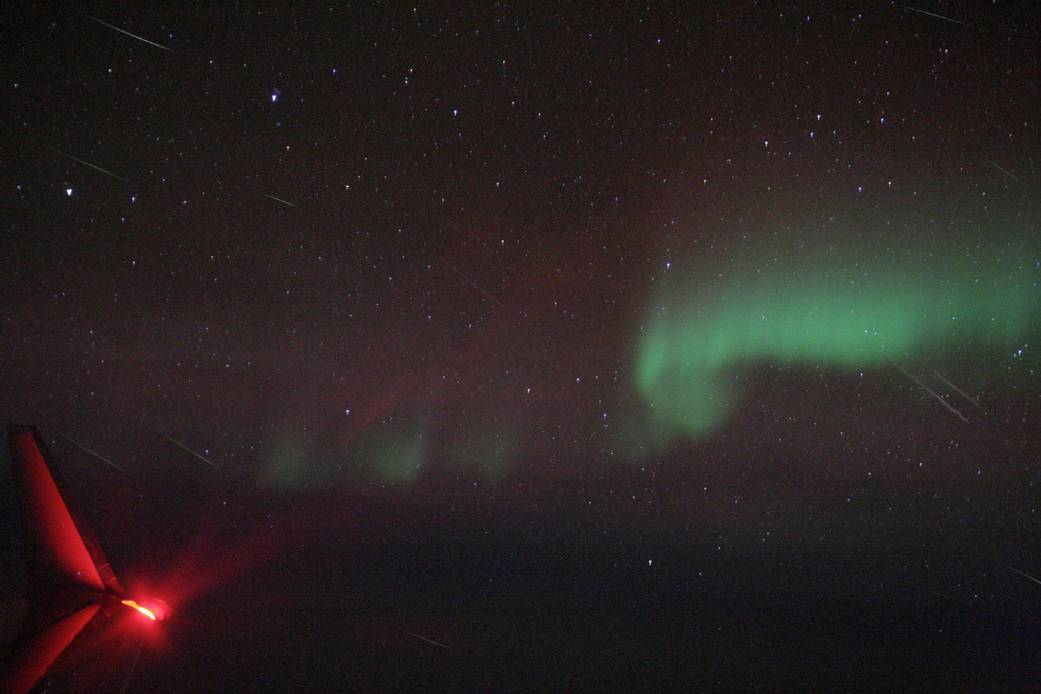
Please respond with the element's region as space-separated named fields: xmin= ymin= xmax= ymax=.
xmin=121 ymin=599 xmax=159 ymax=621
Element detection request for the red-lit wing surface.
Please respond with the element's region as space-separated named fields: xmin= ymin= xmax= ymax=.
xmin=3 ymin=427 xmax=124 ymax=693
xmin=9 ymin=429 xmax=105 ymax=592
xmin=1 ymin=604 xmax=100 ymax=694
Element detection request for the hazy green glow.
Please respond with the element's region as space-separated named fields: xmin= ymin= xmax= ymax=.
xmin=350 ymin=422 xmax=427 ymax=485
xmin=634 ymin=236 xmax=1039 ymax=442
xmin=260 ymin=434 xmax=317 ymax=491
xmin=259 ymin=420 xmax=429 ymax=491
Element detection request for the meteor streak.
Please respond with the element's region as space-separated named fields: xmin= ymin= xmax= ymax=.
xmin=441 ymin=259 xmax=507 ymax=310
xmin=88 ymin=15 xmax=172 ymax=51
xmin=895 ymin=364 xmax=969 ymax=423
xmin=3 ymin=427 xmax=171 ymax=694
xmin=119 ymin=644 xmax=144 ymax=694
xmin=998 ymin=562 xmax=1041 ymax=587
xmin=919 ymin=361 xmax=982 ymax=409
xmin=402 ymin=629 xmax=451 ymax=651
xmin=477 ymin=460 xmax=501 ymax=475
xmin=263 ymin=193 xmax=297 ymax=208
xmin=989 ymin=160 xmax=1026 ymax=185
xmin=161 ymin=432 xmax=218 ymax=467
xmin=915 ymin=586 xmax=973 ymax=607
xmin=61 ymin=435 xmax=128 ymax=474
xmin=47 ymin=146 xmax=130 ymax=183
xmin=898 ymin=4 xmax=970 ymax=27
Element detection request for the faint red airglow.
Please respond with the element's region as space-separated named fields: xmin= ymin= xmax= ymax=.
xmin=121 ymin=599 xmax=162 ymax=621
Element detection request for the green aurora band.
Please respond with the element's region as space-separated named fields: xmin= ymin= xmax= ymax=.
xmin=349 ymin=420 xmax=427 ymax=485
xmin=259 ymin=420 xmax=429 ymax=491
xmin=634 ymin=234 xmax=1039 ymax=443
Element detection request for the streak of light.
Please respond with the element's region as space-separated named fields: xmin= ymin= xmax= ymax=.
xmin=263 ymin=193 xmax=297 ymax=208
xmin=455 ymin=452 xmax=502 ymax=475
xmin=917 ymin=587 xmax=972 ymax=607
xmin=998 ymin=562 xmax=1041 ymax=587
xmin=161 ymin=432 xmax=218 ymax=468
xmin=898 ymin=4 xmax=970 ymax=27
xmin=46 ymin=146 xmax=131 ymax=183
xmin=895 ymin=364 xmax=969 ymax=423
xmin=918 ymin=360 xmax=982 ymax=409
xmin=402 ymin=629 xmax=451 ymax=651
xmin=88 ymin=15 xmax=172 ymax=51
xmin=988 ymin=160 xmax=1026 ymax=185
xmin=927 ymin=589 xmax=961 ymax=603
xmin=441 ymin=259 xmax=507 ymax=310
xmin=477 ymin=460 xmax=501 ymax=475
xmin=61 ymin=436 xmax=128 ymax=474
xmin=119 ymin=643 xmax=144 ymax=694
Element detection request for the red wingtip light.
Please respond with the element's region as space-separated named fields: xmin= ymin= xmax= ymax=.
xmin=121 ymin=598 xmax=168 ymax=622
xmin=121 ymin=599 xmax=157 ymax=621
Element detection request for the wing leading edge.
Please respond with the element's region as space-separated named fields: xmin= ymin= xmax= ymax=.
xmin=2 ymin=426 xmax=125 ymax=693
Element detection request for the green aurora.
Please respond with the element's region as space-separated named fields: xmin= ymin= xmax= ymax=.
xmin=259 ymin=420 xmax=429 ymax=491
xmin=350 ymin=420 xmax=428 ymax=485
xmin=634 ymin=233 xmax=1039 ymax=443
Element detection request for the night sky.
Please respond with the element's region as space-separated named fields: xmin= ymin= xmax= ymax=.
xmin=2 ymin=2 xmax=1040 ymax=690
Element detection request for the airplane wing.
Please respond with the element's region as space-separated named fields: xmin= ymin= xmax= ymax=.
xmin=1 ymin=603 xmax=100 ymax=694
xmin=2 ymin=426 xmax=125 ymax=693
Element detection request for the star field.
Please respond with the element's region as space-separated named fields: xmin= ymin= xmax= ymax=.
xmin=1 ymin=3 xmax=1039 ymax=690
